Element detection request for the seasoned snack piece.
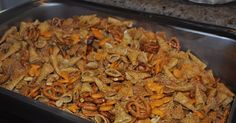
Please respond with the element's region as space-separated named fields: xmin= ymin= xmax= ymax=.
xmin=140 ymin=41 xmax=160 ymax=53
xmin=0 ymin=15 xmax=234 ymax=123
xmin=126 ymin=96 xmax=151 ymax=119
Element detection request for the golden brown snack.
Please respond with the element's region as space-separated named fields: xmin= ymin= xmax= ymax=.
xmin=0 ymin=15 xmax=234 ymax=123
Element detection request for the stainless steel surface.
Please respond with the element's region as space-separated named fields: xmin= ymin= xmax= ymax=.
xmin=189 ymin=0 xmax=236 ymax=4
xmin=0 ymin=0 xmax=29 ymax=12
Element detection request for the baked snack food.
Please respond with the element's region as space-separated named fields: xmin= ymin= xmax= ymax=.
xmin=0 ymin=15 xmax=234 ymax=123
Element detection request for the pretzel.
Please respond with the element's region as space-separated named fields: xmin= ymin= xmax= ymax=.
xmin=43 ymin=83 xmax=65 ymax=100
xmin=140 ymin=41 xmax=160 ymax=54
xmin=126 ymin=96 xmax=151 ymax=119
xmin=50 ymin=17 xmax=63 ymax=27
xmin=167 ymin=37 xmax=180 ymax=50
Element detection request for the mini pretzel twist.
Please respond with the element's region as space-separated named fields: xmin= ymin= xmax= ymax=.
xmin=126 ymin=96 xmax=151 ymax=119
xmin=140 ymin=41 xmax=160 ymax=54
xmin=24 ymin=26 xmax=40 ymax=42
xmin=50 ymin=17 xmax=63 ymax=27
xmin=167 ymin=37 xmax=180 ymax=50
xmin=43 ymin=83 xmax=65 ymax=100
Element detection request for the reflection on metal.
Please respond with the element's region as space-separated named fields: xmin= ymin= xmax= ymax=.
xmin=174 ymin=26 xmax=233 ymax=41
xmin=40 ymin=3 xmax=62 ymax=7
xmin=189 ymin=0 xmax=236 ymax=4
xmin=0 ymin=0 xmax=29 ymax=13
xmin=0 ymin=9 xmax=6 ymax=14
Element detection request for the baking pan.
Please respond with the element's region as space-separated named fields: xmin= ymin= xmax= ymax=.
xmin=0 ymin=0 xmax=235 ymax=123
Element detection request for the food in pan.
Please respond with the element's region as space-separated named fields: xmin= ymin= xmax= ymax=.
xmin=0 ymin=15 xmax=234 ymax=123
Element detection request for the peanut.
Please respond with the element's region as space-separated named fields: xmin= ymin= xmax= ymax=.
xmin=99 ymin=105 xmax=113 ymax=112
xmin=93 ymin=98 xmax=106 ymax=104
xmin=80 ymin=92 xmax=91 ymax=98
xmin=91 ymin=93 xmax=103 ymax=99
xmin=67 ymin=104 xmax=78 ymax=113
xmin=79 ymin=102 xmax=97 ymax=111
xmin=101 ymin=100 xmax=116 ymax=106
xmin=83 ymin=97 xmax=94 ymax=102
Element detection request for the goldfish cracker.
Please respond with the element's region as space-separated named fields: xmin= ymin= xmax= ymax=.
xmin=69 ymin=76 xmax=79 ymax=83
xmin=150 ymin=97 xmax=172 ymax=108
xmin=70 ymin=34 xmax=80 ymax=44
xmin=151 ymin=108 xmax=165 ymax=118
xmin=193 ymin=111 xmax=204 ymax=119
xmin=110 ymin=62 xmax=119 ymax=69
xmin=146 ymin=80 xmax=164 ymax=94
xmin=173 ymin=69 xmax=182 ymax=78
xmin=41 ymin=31 xmax=52 ymax=38
xmin=91 ymin=28 xmax=104 ymax=39
xmin=59 ymin=71 xmax=69 ymax=80
xmin=29 ymin=64 xmax=41 ymax=77
xmin=99 ymin=38 xmax=110 ymax=46
xmin=67 ymin=104 xmax=79 ymax=113
xmin=95 ymin=52 xmax=107 ymax=61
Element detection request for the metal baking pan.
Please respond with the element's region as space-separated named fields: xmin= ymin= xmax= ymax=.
xmin=0 ymin=0 xmax=235 ymax=123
